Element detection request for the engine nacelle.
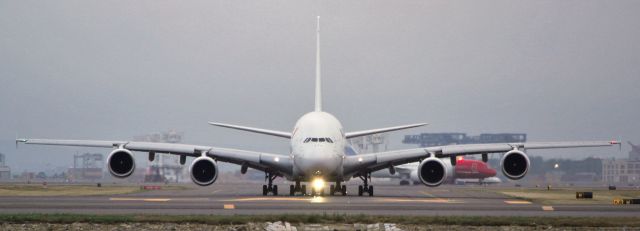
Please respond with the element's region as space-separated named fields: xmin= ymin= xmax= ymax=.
xmin=189 ymin=156 xmax=218 ymax=186
xmin=500 ymin=150 xmax=530 ymax=180
xmin=107 ymin=149 xmax=135 ymax=178
xmin=418 ymin=158 xmax=448 ymax=187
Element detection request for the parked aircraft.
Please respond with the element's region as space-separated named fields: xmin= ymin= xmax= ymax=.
xmin=372 ymin=157 xmax=499 ymax=185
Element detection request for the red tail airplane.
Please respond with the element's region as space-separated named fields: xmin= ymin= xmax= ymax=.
xmin=373 ymin=156 xmax=500 ymax=185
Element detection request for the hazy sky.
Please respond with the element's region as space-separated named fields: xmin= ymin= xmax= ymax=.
xmin=1 ymin=1 xmax=639 ymax=172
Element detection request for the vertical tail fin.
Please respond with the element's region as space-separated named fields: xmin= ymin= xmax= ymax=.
xmin=314 ymin=16 xmax=322 ymax=112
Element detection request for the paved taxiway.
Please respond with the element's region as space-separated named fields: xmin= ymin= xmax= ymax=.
xmin=0 ymin=183 xmax=638 ymax=216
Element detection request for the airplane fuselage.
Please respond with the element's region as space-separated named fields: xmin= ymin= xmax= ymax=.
xmin=290 ymin=111 xmax=346 ymax=181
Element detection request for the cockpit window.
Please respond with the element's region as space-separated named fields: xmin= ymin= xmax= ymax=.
xmin=304 ymin=137 xmax=334 ymax=143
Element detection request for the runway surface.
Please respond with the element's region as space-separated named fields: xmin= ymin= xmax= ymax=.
xmin=1 ymin=183 xmax=639 ymax=217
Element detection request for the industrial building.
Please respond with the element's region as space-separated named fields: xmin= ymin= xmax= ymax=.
xmin=602 ymin=142 xmax=640 ymax=184
xmin=67 ymin=153 xmax=104 ymax=181
xmin=134 ymin=130 xmax=185 ymax=183
xmin=0 ymin=153 xmax=10 ymax=180
xmin=403 ymin=133 xmax=527 ymax=147
xmin=349 ymin=133 xmax=388 ymax=153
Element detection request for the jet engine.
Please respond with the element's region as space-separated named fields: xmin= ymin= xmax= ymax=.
xmin=107 ymin=149 xmax=135 ymax=178
xmin=417 ymin=158 xmax=449 ymax=187
xmin=189 ymin=156 xmax=218 ymax=186
xmin=500 ymin=150 xmax=530 ymax=180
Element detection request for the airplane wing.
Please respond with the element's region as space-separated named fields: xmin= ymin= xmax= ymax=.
xmin=16 ymin=138 xmax=292 ymax=175
xmin=344 ymin=140 xmax=620 ymax=175
xmin=208 ymin=122 xmax=291 ymax=139
xmin=345 ymin=123 xmax=427 ymax=139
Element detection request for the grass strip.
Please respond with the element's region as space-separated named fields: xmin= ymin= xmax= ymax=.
xmin=0 ymin=213 xmax=639 ymax=227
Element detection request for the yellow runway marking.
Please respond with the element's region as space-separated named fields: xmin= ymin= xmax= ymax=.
xmin=310 ymin=196 xmax=326 ymax=203
xmin=504 ymin=200 xmax=532 ymax=205
xmin=420 ymin=190 xmax=436 ymax=198
xmin=170 ymin=198 xmax=210 ymax=202
xmin=223 ymin=197 xmax=311 ymax=202
xmin=542 ymin=206 xmax=554 ymax=211
xmin=109 ymin=198 xmax=171 ymax=202
xmin=223 ymin=204 xmax=235 ymax=209
xmin=378 ymin=198 xmax=460 ymax=203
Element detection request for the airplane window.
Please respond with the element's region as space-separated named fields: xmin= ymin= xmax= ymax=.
xmin=304 ymin=138 xmax=311 ymax=143
xmin=311 ymin=138 xmax=318 ymax=142
xmin=327 ymin=138 xmax=333 ymax=143
xmin=319 ymin=138 xmax=326 ymax=142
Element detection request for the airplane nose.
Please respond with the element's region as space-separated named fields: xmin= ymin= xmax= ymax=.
xmin=296 ymin=150 xmax=340 ymax=175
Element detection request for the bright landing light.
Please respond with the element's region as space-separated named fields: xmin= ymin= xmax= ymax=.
xmin=312 ymin=178 xmax=325 ymax=191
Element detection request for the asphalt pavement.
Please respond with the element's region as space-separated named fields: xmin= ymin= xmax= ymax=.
xmin=0 ymin=183 xmax=638 ymax=216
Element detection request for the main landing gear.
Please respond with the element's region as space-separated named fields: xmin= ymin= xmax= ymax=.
xmin=262 ymin=172 xmax=278 ymax=196
xmin=358 ymin=172 xmax=374 ymax=196
xmin=289 ymin=181 xmax=307 ymax=196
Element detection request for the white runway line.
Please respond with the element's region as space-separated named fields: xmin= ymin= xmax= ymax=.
xmin=542 ymin=206 xmax=554 ymax=211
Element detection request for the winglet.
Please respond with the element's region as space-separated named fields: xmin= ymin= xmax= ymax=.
xmin=16 ymin=138 xmax=27 ymax=149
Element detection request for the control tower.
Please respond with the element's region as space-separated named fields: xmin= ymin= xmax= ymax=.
xmin=0 ymin=153 xmax=10 ymax=180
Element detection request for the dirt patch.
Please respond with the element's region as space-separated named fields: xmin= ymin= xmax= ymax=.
xmin=0 ymin=184 xmax=145 ymax=196
xmin=0 ymin=222 xmax=634 ymax=231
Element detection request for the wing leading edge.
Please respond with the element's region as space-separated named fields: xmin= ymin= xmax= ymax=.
xmin=344 ymin=140 xmax=620 ymax=175
xmin=16 ymin=138 xmax=293 ymax=176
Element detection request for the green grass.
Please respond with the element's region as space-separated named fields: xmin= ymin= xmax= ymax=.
xmin=0 ymin=214 xmax=639 ymax=227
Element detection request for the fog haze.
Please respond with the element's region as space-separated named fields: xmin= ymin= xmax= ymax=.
xmin=1 ymin=1 xmax=639 ymax=172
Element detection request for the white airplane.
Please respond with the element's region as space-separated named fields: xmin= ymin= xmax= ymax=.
xmin=16 ymin=17 xmax=620 ymax=197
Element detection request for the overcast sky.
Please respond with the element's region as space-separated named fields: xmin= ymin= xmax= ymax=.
xmin=1 ymin=1 xmax=639 ymax=172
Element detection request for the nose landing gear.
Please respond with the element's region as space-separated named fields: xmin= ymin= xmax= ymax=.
xmin=329 ymin=181 xmax=347 ymax=196
xmin=310 ymin=187 xmax=325 ymax=197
